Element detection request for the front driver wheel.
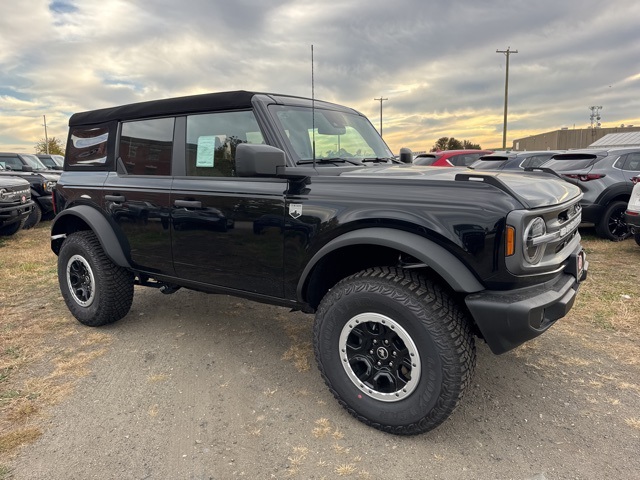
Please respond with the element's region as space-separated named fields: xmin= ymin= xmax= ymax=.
xmin=314 ymin=267 xmax=476 ymax=435
xmin=58 ymin=231 xmax=134 ymax=326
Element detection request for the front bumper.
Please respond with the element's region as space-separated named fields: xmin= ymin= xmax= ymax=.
xmin=35 ymin=194 xmax=54 ymax=215
xmin=0 ymin=200 xmax=34 ymax=227
xmin=465 ymin=247 xmax=588 ymax=354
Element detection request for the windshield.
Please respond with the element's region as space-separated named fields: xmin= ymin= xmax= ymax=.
xmin=22 ymin=154 xmax=48 ymax=170
xmin=269 ymin=105 xmax=393 ymax=163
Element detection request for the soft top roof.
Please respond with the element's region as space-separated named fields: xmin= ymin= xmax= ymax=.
xmin=69 ymin=90 xmax=257 ymax=126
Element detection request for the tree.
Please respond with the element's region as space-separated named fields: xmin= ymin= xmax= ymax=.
xmin=431 ymin=137 xmax=481 ymax=151
xmin=35 ymin=137 xmax=65 ymax=155
xmin=462 ymin=140 xmax=482 ymax=150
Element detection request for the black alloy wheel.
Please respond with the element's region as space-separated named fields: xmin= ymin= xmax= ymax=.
xmin=314 ymin=267 xmax=476 ymax=435
xmin=596 ymin=201 xmax=630 ymax=241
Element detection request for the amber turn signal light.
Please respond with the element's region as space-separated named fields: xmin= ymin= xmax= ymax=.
xmin=505 ymin=226 xmax=516 ymax=256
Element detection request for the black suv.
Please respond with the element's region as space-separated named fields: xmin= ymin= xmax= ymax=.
xmin=36 ymin=154 xmax=64 ymax=170
xmin=0 ymin=173 xmax=34 ymax=236
xmin=0 ymin=153 xmax=59 ymax=228
xmin=543 ymin=148 xmax=640 ymax=241
xmin=470 ymin=150 xmax=562 ymax=171
xmin=51 ymin=91 xmax=587 ymax=435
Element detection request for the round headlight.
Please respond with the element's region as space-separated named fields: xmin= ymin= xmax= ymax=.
xmin=524 ymin=217 xmax=546 ymax=264
xmin=0 ymin=188 xmax=6 ymax=200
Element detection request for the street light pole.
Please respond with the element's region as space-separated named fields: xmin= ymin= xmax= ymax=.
xmin=374 ymin=96 xmax=388 ymax=137
xmin=496 ymin=47 xmax=518 ymax=149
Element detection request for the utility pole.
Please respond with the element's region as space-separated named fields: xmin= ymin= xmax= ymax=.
xmin=43 ymin=115 xmax=49 ymax=154
xmin=496 ymin=47 xmax=518 ymax=149
xmin=374 ymin=96 xmax=388 ymax=137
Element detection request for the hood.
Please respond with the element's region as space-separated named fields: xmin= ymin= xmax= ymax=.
xmin=339 ymin=165 xmax=582 ymax=209
xmin=0 ymin=176 xmax=31 ymax=189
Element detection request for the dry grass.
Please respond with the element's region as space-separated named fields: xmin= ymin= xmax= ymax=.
xmin=0 ymin=225 xmax=112 ymax=469
xmin=560 ymin=232 xmax=640 ymax=361
xmin=1 ymin=226 xmax=639 ymax=474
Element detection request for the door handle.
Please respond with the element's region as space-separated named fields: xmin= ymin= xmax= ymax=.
xmin=105 ymin=195 xmax=126 ymax=202
xmin=174 ymin=200 xmax=202 ymax=209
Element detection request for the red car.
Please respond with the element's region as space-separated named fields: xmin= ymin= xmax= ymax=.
xmin=413 ymin=149 xmax=493 ymax=167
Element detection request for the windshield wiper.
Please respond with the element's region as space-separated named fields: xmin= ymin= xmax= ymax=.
xmin=362 ymin=157 xmax=395 ymax=163
xmin=297 ymin=157 xmax=360 ymax=166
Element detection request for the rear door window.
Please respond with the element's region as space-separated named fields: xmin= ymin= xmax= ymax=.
xmin=119 ymin=118 xmax=175 ymax=176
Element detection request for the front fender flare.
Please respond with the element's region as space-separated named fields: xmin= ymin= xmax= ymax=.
xmin=297 ymin=227 xmax=485 ymax=301
xmin=51 ymin=205 xmax=131 ymax=268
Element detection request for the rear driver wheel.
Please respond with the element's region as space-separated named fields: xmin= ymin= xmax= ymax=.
xmin=314 ymin=267 xmax=476 ymax=435
xmin=58 ymin=231 xmax=134 ymax=326
xmin=596 ymin=201 xmax=629 ymax=241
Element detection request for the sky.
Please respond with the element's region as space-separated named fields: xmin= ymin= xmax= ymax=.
xmin=1 ymin=0 xmax=639 ymax=155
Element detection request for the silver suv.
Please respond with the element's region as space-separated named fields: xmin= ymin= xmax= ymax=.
xmin=543 ymin=148 xmax=640 ymax=241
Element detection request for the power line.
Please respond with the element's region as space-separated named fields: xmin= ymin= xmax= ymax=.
xmin=374 ymin=97 xmax=388 ymax=137
xmin=496 ymin=47 xmax=518 ymax=149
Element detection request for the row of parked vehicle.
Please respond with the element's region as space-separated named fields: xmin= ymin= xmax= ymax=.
xmin=414 ymin=148 xmax=640 ymax=244
xmin=2 ymin=146 xmax=640 ymax=246
xmin=0 ymin=153 xmax=63 ymax=236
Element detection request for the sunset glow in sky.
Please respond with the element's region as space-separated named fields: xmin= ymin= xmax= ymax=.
xmin=1 ymin=0 xmax=639 ymax=154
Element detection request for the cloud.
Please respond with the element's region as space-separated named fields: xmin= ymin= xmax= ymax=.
xmin=0 ymin=0 xmax=639 ymax=152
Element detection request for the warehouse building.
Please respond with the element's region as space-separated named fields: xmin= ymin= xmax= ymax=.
xmin=512 ymin=126 xmax=640 ymax=151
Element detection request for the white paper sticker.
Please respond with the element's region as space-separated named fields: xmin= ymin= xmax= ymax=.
xmin=196 ymin=136 xmax=217 ymax=167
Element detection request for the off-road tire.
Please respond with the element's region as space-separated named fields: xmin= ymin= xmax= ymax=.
xmin=58 ymin=231 xmax=134 ymax=326
xmin=635 ymin=232 xmax=640 ymax=247
xmin=595 ymin=201 xmax=629 ymax=241
xmin=0 ymin=218 xmax=26 ymax=236
xmin=22 ymin=202 xmax=42 ymax=230
xmin=314 ymin=267 xmax=476 ymax=435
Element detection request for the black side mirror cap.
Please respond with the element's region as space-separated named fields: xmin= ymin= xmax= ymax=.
xmin=399 ymin=148 xmax=413 ymax=164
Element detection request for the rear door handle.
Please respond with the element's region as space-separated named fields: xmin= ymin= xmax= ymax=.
xmin=174 ymin=200 xmax=202 ymax=209
xmin=105 ymin=195 xmax=126 ymax=202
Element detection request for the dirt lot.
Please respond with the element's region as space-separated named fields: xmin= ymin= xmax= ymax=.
xmin=1 ymin=225 xmax=639 ymax=479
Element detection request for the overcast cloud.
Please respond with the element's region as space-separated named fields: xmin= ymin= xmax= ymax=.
xmin=1 ymin=0 xmax=639 ymax=153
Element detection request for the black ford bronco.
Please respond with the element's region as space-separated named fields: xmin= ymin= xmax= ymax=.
xmin=0 ymin=173 xmax=34 ymax=236
xmin=51 ymin=91 xmax=587 ymax=435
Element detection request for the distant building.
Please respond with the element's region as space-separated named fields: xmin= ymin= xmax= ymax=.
xmin=588 ymin=131 xmax=640 ymax=148
xmin=512 ymin=126 xmax=640 ymax=151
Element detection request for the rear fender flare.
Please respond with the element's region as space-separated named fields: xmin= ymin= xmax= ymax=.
xmin=297 ymin=227 xmax=484 ymax=301
xmin=51 ymin=205 xmax=131 ymax=268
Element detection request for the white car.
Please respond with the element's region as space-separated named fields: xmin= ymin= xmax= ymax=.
xmin=625 ymin=175 xmax=640 ymax=246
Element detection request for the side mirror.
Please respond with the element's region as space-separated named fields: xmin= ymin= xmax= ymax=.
xmin=399 ymin=148 xmax=413 ymax=164
xmin=236 ymin=144 xmax=286 ymax=177
xmin=21 ymin=165 xmax=34 ymax=172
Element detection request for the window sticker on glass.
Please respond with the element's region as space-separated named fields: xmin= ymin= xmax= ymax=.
xmin=196 ymin=136 xmax=217 ymax=167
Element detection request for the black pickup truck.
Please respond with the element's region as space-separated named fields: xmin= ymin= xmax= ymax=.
xmin=51 ymin=91 xmax=587 ymax=435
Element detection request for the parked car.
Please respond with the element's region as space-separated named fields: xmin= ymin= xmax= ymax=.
xmin=51 ymin=90 xmax=587 ymax=435
xmin=625 ymin=175 xmax=640 ymax=246
xmin=413 ymin=149 xmax=493 ymax=167
xmin=470 ymin=150 xmax=562 ymax=171
xmin=36 ymin=154 xmax=64 ymax=170
xmin=542 ymin=148 xmax=640 ymax=241
xmin=0 ymin=153 xmax=59 ymax=228
xmin=0 ymin=175 xmax=34 ymax=236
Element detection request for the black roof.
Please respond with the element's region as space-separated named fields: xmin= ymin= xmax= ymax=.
xmin=69 ymin=90 xmax=257 ymax=126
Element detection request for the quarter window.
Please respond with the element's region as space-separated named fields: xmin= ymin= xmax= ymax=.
xmin=186 ymin=111 xmax=264 ymax=177
xmin=119 ymin=118 xmax=175 ymax=175
xmin=67 ymin=124 xmax=111 ymax=168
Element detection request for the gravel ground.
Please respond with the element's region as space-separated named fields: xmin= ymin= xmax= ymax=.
xmin=8 ymin=282 xmax=640 ymax=480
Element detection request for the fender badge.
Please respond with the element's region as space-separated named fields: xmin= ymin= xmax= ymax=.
xmin=289 ymin=204 xmax=302 ymax=219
